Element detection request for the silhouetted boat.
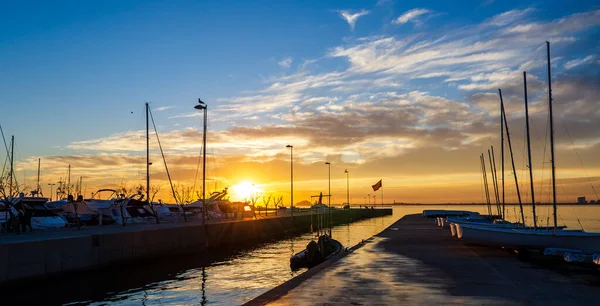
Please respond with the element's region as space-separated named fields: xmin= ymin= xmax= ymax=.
xmin=290 ymin=234 xmax=343 ymax=270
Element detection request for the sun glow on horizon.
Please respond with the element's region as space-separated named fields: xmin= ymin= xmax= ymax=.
xmin=230 ymin=181 xmax=263 ymax=202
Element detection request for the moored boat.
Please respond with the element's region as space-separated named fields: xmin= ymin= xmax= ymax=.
xmin=290 ymin=234 xmax=343 ymax=271
xmin=11 ymin=196 xmax=68 ymax=229
xmin=456 ymin=223 xmax=600 ymax=253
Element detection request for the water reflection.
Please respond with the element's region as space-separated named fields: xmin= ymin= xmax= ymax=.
xmin=201 ymin=267 xmax=207 ymax=306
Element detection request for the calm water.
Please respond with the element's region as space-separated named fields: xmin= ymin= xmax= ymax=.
xmin=3 ymin=205 xmax=599 ymax=305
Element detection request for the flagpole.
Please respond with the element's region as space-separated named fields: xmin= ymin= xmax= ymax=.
xmin=380 ymin=179 xmax=383 ymax=209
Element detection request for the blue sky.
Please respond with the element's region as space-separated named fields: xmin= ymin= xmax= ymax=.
xmin=1 ymin=0 xmax=599 ymax=202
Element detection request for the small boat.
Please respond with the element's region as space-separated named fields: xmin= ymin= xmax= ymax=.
xmin=456 ymin=223 xmax=600 ymax=253
xmin=10 ymin=196 xmax=68 ymax=229
xmin=45 ymin=198 xmax=101 ymax=225
xmin=290 ymin=234 xmax=343 ymax=271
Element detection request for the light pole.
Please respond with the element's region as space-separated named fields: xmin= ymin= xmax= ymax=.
xmin=48 ymin=183 xmax=56 ymax=201
xmin=194 ymin=99 xmax=208 ymax=226
xmin=325 ymin=161 xmax=331 ymax=236
xmin=344 ymin=169 xmax=349 ymax=208
xmin=364 ymin=196 xmax=366 ymax=208
xmin=286 ymin=145 xmax=293 ymax=218
xmin=368 ymin=194 xmax=370 ymax=207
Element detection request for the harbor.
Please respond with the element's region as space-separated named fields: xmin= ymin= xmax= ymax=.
xmin=2 ymin=2 xmax=600 ymax=305
xmin=250 ymin=213 xmax=600 ymax=305
xmin=0 ymin=208 xmax=391 ymax=286
xmin=0 ymin=209 xmax=397 ymax=305
xmin=2 ymin=206 xmax=598 ymax=305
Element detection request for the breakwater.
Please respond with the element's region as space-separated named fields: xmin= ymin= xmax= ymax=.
xmin=0 ymin=208 xmax=391 ymax=285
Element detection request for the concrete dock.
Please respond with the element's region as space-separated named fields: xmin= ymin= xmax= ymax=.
xmin=0 ymin=208 xmax=391 ymax=285
xmin=250 ymin=214 xmax=600 ymax=305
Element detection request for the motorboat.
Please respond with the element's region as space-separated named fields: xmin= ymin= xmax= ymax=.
xmin=45 ymin=198 xmax=100 ymax=225
xmin=84 ymin=189 xmax=129 ymax=225
xmin=290 ymin=234 xmax=343 ymax=271
xmin=10 ymin=196 xmax=68 ymax=229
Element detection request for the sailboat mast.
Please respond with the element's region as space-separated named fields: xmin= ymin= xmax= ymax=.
xmin=37 ymin=158 xmax=41 ymax=196
xmin=490 ymin=147 xmax=501 ymax=216
xmin=500 ymin=95 xmax=505 ymax=219
xmin=500 ymin=90 xmax=525 ymax=225
xmin=547 ymin=41 xmax=557 ymax=234
xmin=524 ymin=71 xmax=537 ymax=229
xmin=67 ymin=164 xmax=71 ymax=196
xmin=146 ymin=102 xmax=150 ymax=205
xmin=9 ymin=136 xmax=14 ymax=196
xmin=480 ymin=154 xmax=491 ymax=216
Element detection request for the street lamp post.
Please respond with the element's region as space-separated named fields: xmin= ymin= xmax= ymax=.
xmin=368 ymin=194 xmax=370 ymax=207
xmin=344 ymin=169 xmax=349 ymax=208
xmin=325 ymin=161 xmax=331 ymax=236
xmin=194 ymin=99 xmax=208 ymax=226
xmin=286 ymin=145 xmax=293 ymax=218
xmin=48 ymin=183 xmax=56 ymax=201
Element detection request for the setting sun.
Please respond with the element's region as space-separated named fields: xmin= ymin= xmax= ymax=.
xmin=230 ymin=181 xmax=263 ymax=202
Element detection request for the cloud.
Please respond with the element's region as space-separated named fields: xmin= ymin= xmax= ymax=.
xmin=168 ymin=112 xmax=202 ymax=119
xmin=485 ymin=8 xmax=533 ymax=26
xmin=337 ymin=9 xmax=370 ymax=31
xmin=392 ymin=8 xmax=430 ymax=25
xmin=564 ymin=55 xmax=595 ymax=69
xmin=376 ymin=0 xmax=392 ymax=6
xmin=503 ymin=9 xmax=600 ymax=36
xmin=33 ymin=8 xmax=600 ymax=203
xmin=278 ymin=57 xmax=293 ymax=68
xmin=154 ymin=106 xmax=174 ymax=112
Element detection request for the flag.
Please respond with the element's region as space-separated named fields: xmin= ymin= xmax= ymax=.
xmin=372 ymin=179 xmax=382 ymax=191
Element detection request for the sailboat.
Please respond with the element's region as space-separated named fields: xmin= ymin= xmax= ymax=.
xmin=456 ymin=42 xmax=600 ymax=254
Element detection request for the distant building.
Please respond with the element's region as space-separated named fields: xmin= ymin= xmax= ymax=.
xmin=590 ymin=200 xmax=596 ymax=204
xmin=577 ymin=196 xmax=587 ymax=204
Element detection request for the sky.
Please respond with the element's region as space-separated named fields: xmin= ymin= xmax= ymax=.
xmin=0 ymin=0 xmax=599 ymax=204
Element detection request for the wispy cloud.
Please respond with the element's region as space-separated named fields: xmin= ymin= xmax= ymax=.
xmin=168 ymin=113 xmax=202 ymax=119
xmin=337 ymin=9 xmax=370 ymax=31
xmin=278 ymin=57 xmax=293 ymax=68
xmin=564 ymin=55 xmax=595 ymax=69
xmin=392 ymin=8 xmax=430 ymax=25
xmin=485 ymin=8 xmax=534 ymax=26
xmin=154 ymin=106 xmax=175 ymax=112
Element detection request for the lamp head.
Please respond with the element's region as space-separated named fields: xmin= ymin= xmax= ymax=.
xmin=194 ymin=98 xmax=207 ymax=110
xmin=325 ymin=161 xmax=330 ymax=165
xmin=344 ymin=169 xmax=348 ymax=173
xmin=286 ymin=145 xmax=293 ymax=148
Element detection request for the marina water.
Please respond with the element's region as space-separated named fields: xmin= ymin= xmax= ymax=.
xmin=2 ymin=205 xmax=598 ymax=305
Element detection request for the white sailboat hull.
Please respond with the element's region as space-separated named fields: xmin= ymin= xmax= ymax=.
xmin=457 ymin=223 xmax=600 ymax=254
xmin=450 ymin=223 xmax=457 ymax=236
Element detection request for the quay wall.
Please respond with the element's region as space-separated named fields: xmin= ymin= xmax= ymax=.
xmin=0 ymin=209 xmax=391 ymax=284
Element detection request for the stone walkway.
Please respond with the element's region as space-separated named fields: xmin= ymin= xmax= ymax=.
xmin=251 ymin=214 xmax=600 ymax=305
